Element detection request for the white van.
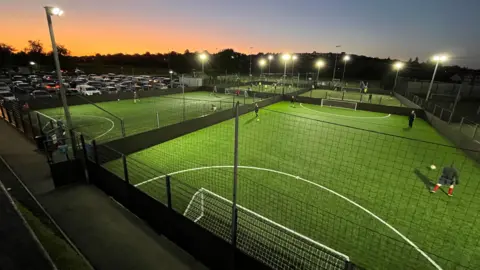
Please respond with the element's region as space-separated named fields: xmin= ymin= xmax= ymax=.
xmin=76 ymin=85 xmax=102 ymax=96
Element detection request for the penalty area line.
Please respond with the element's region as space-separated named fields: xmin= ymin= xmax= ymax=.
xmin=135 ymin=165 xmax=442 ymax=270
xmin=300 ymin=103 xmax=391 ymax=119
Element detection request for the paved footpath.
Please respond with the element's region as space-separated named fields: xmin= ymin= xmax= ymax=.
xmin=0 ymin=120 xmax=207 ymax=270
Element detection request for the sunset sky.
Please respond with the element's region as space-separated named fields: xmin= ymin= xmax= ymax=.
xmin=2 ymin=0 xmax=480 ymax=67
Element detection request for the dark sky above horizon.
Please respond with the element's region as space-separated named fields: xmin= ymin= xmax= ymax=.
xmin=2 ymin=0 xmax=480 ymax=68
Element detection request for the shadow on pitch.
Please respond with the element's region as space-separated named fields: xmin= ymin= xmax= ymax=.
xmin=414 ymin=169 xmax=447 ymax=195
xmin=244 ymin=116 xmax=257 ymax=125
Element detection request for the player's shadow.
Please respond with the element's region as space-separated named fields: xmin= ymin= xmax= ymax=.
xmin=414 ymin=169 xmax=447 ymax=195
xmin=244 ymin=117 xmax=256 ymax=125
xmin=403 ymin=127 xmax=412 ymax=131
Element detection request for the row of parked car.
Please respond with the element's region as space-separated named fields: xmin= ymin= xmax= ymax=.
xmin=0 ymin=72 xmax=185 ymax=101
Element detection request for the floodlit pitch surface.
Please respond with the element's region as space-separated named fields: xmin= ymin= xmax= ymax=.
xmin=301 ymin=89 xmax=403 ymax=107
xmin=104 ymin=101 xmax=479 ymax=270
xmin=37 ymin=91 xmax=258 ymax=142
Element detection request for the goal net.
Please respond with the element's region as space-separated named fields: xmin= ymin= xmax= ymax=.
xmin=184 ymin=188 xmax=350 ymax=270
xmin=225 ymin=88 xmax=249 ymax=97
xmin=321 ymin=99 xmax=357 ymax=110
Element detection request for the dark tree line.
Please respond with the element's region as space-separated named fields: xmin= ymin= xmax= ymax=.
xmin=1 ymin=41 xmax=477 ymax=84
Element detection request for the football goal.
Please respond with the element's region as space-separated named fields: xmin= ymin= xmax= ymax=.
xmin=184 ymin=188 xmax=350 ymax=270
xmin=225 ymin=88 xmax=249 ymax=97
xmin=321 ymin=99 xmax=357 ymax=110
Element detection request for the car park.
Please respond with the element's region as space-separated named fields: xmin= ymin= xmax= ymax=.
xmin=0 ymin=82 xmax=11 ymax=92
xmin=16 ymin=82 xmax=34 ymax=93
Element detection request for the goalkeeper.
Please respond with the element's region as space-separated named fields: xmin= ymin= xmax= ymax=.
xmin=431 ymin=165 xmax=459 ymax=197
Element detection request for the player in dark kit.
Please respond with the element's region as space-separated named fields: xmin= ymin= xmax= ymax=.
xmin=408 ymin=110 xmax=416 ymax=128
xmin=431 ymin=165 xmax=460 ymax=196
xmin=254 ymin=103 xmax=259 ymax=118
xmin=290 ymin=96 xmax=296 ymax=107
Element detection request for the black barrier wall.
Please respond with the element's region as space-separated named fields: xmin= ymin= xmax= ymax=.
xmin=394 ymin=92 xmax=422 ymax=109
xmin=101 ymin=96 xmax=282 ymax=160
xmin=28 ymin=87 xmax=203 ymax=110
xmin=86 ymin=160 xmax=271 ymax=270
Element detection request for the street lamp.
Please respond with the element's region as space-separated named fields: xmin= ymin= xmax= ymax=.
xmin=315 ymin=60 xmax=325 ymax=82
xmin=44 ymin=6 xmax=74 ymax=138
xmin=426 ymin=54 xmax=448 ymax=101
xmin=282 ymin=54 xmax=291 ymax=82
xmin=393 ymin=62 xmax=404 ymax=92
xmin=169 ymin=70 xmax=173 ymax=88
xmin=291 ymin=55 xmax=298 ymax=77
xmin=259 ymin=59 xmax=266 ymax=76
xmin=342 ymin=55 xmax=350 ymax=82
xmin=199 ymin=53 xmax=207 ymax=73
xmin=332 ymin=45 xmax=341 ymax=81
xmin=268 ymin=55 xmax=273 ymax=74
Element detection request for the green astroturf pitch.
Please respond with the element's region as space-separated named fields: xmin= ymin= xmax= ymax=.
xmin=102 ymin=101 xmax=480 ymax=269
xmin=301 ymin=89 xmax=403 ymax=107
xmin=36 ymin=91 xmax=259 ymax=142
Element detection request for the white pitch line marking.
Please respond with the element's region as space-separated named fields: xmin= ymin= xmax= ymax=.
xmin=47 ymin=114 xmax=115 ymax=140
xmin=134 ymin=165 xmax=441 ymax=270
xmin=135 ymin=165 xmax=442 ymax=270
xmin=300 ymin=103 xmax=391 ymax=119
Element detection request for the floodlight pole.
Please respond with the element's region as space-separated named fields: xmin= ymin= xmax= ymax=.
xmin=426 ymin=61 xmax=439 ymax=101
xmin=393 ymin=69 xmax=400 ymax=93
xmin=333 ymin=54 xmax=338 ymax=80
xmin=316 ymin=66 xmax=321 ymax=82
xmin=44 ymin=7 xmax=73 ymax=135
xmin=231 ymin=102 xmax=239 ymax=248
xmin=342 ymin=60 xmax=347 ymax=81
xmin=268 ymin=58 xmax=272 ymax=74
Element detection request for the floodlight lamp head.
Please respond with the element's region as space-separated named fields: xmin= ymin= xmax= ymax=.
xmin=433 ymin=54 xmax=448 ymax=62
xmin=292 ymin=55 xmax=298 ymax=60
xmin=343 ymin=55 xmax=350 ymax=61
xmin=282 ymin=54 xmax=291 ymax=61
xmin=268 ymin=55 xmax=274 ymax=60
xmin=199 ymin=53 xmax=207 ymax=61
xmin=259 ymin=59 xmax=267 ymax=66
xmin=29 ymin=61 xmax=36 ymax=65
xmin=394 ymin=62 xmax=404 ymax=70
xmin=46 ymin=6 xmax=64 ymax=16
xmin=169 ymin=70 xmax=173 ymax=74
xmin=316 ymin=60 xmax=325 ymax=68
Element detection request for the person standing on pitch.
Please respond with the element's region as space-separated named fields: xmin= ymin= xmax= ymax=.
xmin=254 ymin=103 xmax=259 ymax=118
xmin=408 ymin=110 xmax=416 ymax=128
xmin=368 ymin=94 xmax=373 ymax=103
xmin=133 ymin=90 xmax=138 ymax=103
xmin=431 ymin=165 xmax=459 ymax=196
xmin=290 ymin=96 xmax=296 ymax=107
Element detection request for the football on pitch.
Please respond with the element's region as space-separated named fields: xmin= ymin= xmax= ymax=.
xmin=430 ymin=165 xmax=436 ymax=170
xmin=257 ymin=118 xmax=260 ymax=122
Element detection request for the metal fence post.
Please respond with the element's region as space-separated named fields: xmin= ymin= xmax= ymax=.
xmin=36 ymin=112 xmax=44 ymax=136
xmin=80 ymin=134 xmax=90 ymax=183
xmin=120 ymin=119 xmax=126 ymax=137
xmin=156 ymin=111 xmax=160 ymax=128
xmin=379 ymin=96 xmax=382 ymax=105
xmin=92 ymin=140 xmax=99 ymax=164
xmin=231 ymin=102 xmax=239 ymax=248
xmin=439 ymin=108 xmax=444 ymax=121
xmin=166 ymin=175 xmax=172 ymax=209
xmin=473 ymin=124 xmax=479 ymax=139
xmin=459 ymin=117 xmax=464 ymax=131
xmin=433 ymin=105 xmax=437 ymax=116
xmin=122 ymin=154 xmax=129 ymax=184
xmin=342 ymin=91 xmax=345 ymax=100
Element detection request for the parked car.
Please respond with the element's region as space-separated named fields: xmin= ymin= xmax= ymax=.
xmin=101 ymin=86 xmax=117 ymax=93
xmin=0 ymin=82 xmax=11 ymax=92
xmin=30 ymin=90 xmax=52 ymax=99
xmin=12 ymin=75 xmax=26 ymax=82
xmin=42 ymin=82 xmax=60 ymax=93
xmin=76 ymin=85 xmax=102 ymax=96
xmin=0 ymin=92 xmax=18 ymax=102
xmin=61 ymin=89 xmax=80 ymax=96
xmin=86 ymin=81 xmax=105 ymax=88
xmin=16 ymin=82 xmax=35 ymax=93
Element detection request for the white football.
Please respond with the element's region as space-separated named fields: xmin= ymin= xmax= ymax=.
xmin=430 ymin=165 xmax=437 ymax=170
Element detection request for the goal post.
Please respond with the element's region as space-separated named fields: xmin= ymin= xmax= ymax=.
xmin=321 ymin=99 xmax=358 ymax=111
xmin=184 ymin=188 xmax=350 ymax=270
xmin=225 ymin=88 xmax=249 ymax=97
